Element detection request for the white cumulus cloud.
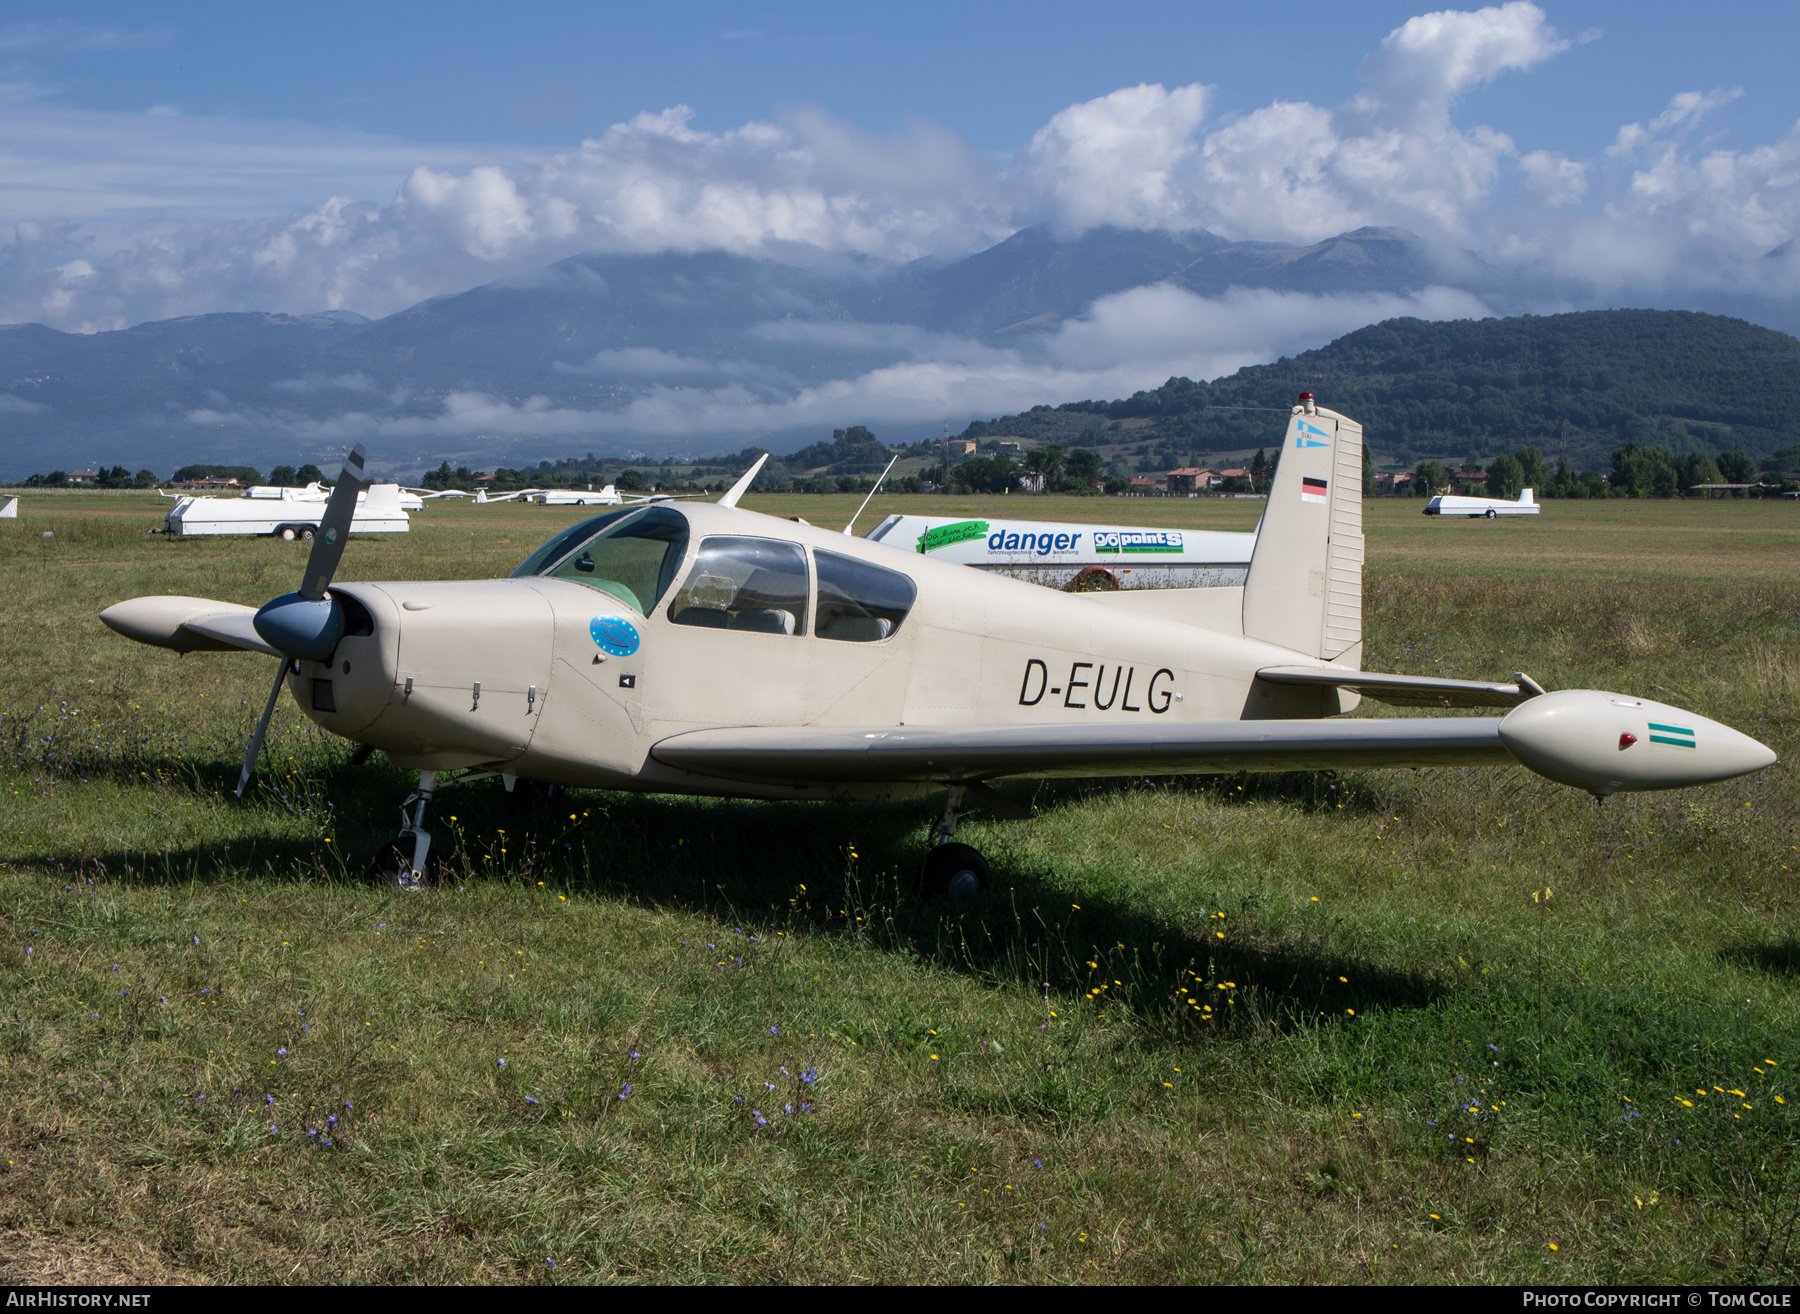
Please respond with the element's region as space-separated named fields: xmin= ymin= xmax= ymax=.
xmin=1 ymin=0 xmax=1799 ymax=461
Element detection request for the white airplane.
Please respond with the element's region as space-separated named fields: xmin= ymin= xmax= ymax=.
xmin=1425 ymin=488 xmax=1540 ymax=518
xmin=250 ymin=482 xmax=427 ymax=511
xmin=534 ymin=485 xmax=624 ymax=506
xmin=100 ymin=401 xmax=1774 ymax=897
xmin=532 ymin=485 xmax=698 ymax=507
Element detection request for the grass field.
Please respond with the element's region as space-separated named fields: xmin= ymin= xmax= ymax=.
xmin=1 ymin=489 xmax=1797 ymax=1284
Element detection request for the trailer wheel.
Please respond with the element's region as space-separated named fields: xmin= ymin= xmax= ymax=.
xmin=279 ymin=526 xmax=297 ymax=541
xmin=1066 ymin=566 xmax=1120 ymax=593
xmin=300 ymin=526 xmax=316 ymax=541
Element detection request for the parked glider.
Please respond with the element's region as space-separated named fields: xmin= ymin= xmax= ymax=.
xmin=101 ymin=400 xmax=1774 ymax=896
xmin=531 ymin=486 xmax=699 ymax=507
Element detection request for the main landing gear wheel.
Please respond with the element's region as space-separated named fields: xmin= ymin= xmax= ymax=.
xmin=1485 ymin=508 xmax=1497 ymax=518
xmin=919 ymin=842 xmax=990 ymax=901
xmin=917 ymin=784 xmax=993 ymax=901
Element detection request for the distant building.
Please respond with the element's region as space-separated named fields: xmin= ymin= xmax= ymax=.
xmin=948 ymin=439 xmax=978 ymax=456
xmin=171 ymin=477 xmax=242 ymax=489
xmin=1217 ymin=468 xmax=1249 ymax=482
xmin=67 ymin=469 xmax=99 ymax=483
xmin=996 ymin=440 xmax=1024 ymax=453
xmin=1128 ymin=476 xmax=1166 ymax=493
xmin=1165 ymin=466 xmax=1216 ymax=492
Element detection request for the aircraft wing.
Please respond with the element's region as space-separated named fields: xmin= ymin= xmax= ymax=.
xmin=651 ymin=717 xmax=1512 ymax=786
xmin=1257 ymin=666 xmax=1545 ymax=709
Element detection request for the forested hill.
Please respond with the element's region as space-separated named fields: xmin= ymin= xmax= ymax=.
xmin=964 ymin=310 xmax=1800 ymax=470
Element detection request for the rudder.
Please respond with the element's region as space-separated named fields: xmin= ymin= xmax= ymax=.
xmin=1241 ymin=398 xmax=1364 ymax=665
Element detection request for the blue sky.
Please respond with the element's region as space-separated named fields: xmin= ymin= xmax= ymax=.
xmin=5 ymin=3 xmax=1800 ymax=451
xmin=7 ymin=1 xmax=1796 ymax=162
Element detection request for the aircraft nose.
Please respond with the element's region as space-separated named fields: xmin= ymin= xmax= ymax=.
xmin=1499 ymin=690 xmax=1776 ymax=797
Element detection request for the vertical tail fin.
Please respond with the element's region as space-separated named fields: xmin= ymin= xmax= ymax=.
xmin=1241 ymin=400 xmax=1365 ymax=665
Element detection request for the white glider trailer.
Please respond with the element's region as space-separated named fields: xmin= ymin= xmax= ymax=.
xmin=162 ymin=483 xmax=410 ymax=538
xmin=865 ymin=513 xmax=1254 ymax=590
xmin=1424 ymin=489 xmax=1540 ymax=518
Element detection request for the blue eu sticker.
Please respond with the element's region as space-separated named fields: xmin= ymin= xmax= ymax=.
xmin=590 ymin=615 xmax=640 ymax=657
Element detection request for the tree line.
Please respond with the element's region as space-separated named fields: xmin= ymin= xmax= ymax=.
xmin=1408 ymin=444 xmax=1796 ymax=499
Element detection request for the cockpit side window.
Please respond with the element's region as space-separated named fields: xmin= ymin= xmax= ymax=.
xmin=668 ymin=536 xmax=809 ymax=636
xmin=813 ymin=549 xmax=917 ymax=642
xmin=516 ymin=507 xmax=689 ymax=615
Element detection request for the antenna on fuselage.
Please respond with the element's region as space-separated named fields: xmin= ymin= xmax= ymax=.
xmin=718 ymin=452 xmax=770 ymax=508
xmin=843 ymin=454 xmax=900 ymax=537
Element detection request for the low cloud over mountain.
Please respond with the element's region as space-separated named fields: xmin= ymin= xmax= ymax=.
xmin=4 ymin=3 xmax=1800 ymax=473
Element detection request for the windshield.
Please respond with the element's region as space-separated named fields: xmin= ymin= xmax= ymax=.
xmin=511 ymin=506 xmax=690 ymax=615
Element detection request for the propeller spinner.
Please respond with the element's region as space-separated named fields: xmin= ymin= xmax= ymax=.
xmin=236 ymin=444 xmax=369 ymax=798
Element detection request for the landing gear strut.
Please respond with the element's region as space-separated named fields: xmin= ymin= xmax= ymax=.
xmin=918 ymin=784 xmax=991 ymax=901
xmin=374 ymin=769 xmax=437 ymax=892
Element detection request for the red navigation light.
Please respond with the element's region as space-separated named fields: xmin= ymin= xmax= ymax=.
xmin=1298 ymin=392 xmax=1314 ymax=402
xmin=1618 ymin=733 xmax=1638 ymax=750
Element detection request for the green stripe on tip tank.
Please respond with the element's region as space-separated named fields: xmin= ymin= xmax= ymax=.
xmin=1647 ymin=722 xmax=1694 ymax=735
xmin=1648 ymin=735 xmax=1696 ymax=748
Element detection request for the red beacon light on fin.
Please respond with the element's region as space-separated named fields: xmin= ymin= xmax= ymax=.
xmin=1297 ymin=391 xmax=1316 ymax=415
xmin=1619 ymin=732 xmax=1638 ymax=750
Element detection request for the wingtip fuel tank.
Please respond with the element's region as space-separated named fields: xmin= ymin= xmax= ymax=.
xmin=1498 ymin=690 xmax=1776 ymax=797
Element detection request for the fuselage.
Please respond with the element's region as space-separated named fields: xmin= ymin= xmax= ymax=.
xmin=298 ymin=500 xmax=1342 ymax=799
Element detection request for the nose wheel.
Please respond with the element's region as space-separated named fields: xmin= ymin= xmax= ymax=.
xmin=918 ymin=785 xmax=991 ymax=901
xmin=375 ymin=770 xmax=438 ymax=892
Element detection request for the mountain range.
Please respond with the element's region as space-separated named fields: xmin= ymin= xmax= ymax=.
xmin=962 ymin=310 xmax=1800 ymax=473
xmin=0 ymin=224 xmax=1484 ymax=480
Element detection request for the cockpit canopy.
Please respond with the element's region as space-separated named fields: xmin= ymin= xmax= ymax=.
xmin=513 ymin=505 xmax=918 ymax=642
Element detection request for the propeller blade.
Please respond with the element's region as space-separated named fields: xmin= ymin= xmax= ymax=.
xmin=237 ymin=657 xmax=291 ymax=799
xmin=299 ymin=444 xmax=368 ymax=601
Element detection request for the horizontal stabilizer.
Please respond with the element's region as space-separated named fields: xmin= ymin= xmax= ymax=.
xmin=652 ymin=718 xmax=1513 ymax=786
xmin=1257 ymin=665 xmax=1546 ymax=709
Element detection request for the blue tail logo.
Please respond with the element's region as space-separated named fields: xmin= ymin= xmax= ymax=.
xmin=1295 ymin=420 xmax=1331 ymax=449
